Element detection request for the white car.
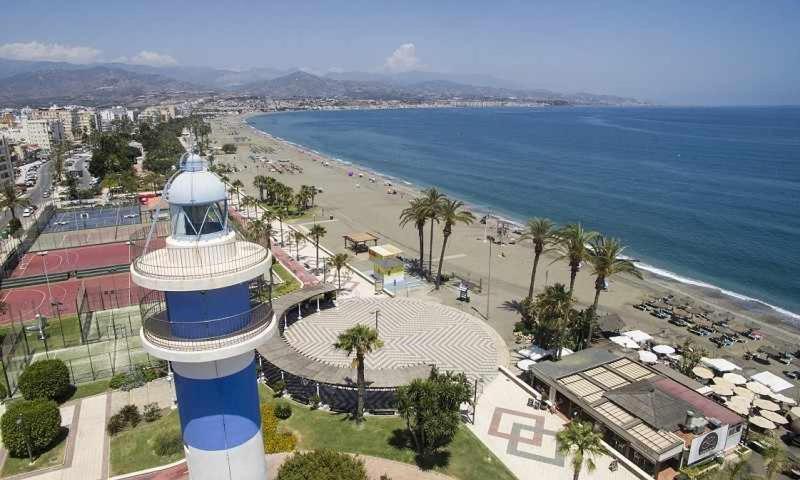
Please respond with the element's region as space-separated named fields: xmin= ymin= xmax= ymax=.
xmin=22 ymin=208 xmax=32 ymax=217
xmin=122 ymin=214 xmax=138 ymax=219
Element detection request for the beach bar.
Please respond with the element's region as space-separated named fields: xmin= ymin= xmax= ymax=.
xmin=528 ymin=348 xmax=745 ymax=479
xmin=368 ymin=244 xmax=404 ymax=290
xmin=343 ymin=231 xmax=379 ymax=253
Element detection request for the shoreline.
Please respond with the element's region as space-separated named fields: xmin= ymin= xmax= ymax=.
xmin=241 ymin=111 xmax=800 ymax=331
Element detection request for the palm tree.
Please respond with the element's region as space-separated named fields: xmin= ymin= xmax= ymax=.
xmin=253 ymin=175 xmax=269 ymax=202
xmin=275 ymin=205 xmax=287 ymax=246
xmin=292 ymin=230 xmax=305 ymax=261
xmin=308 ymin=224 xmax=327 ymax=272
xmin=533 ymin=283 xmax=575 ymax=356
xmin=519 ymin=218 xmax=557 ymax=300
xmin=762 ymin=438 xmax=787 ymax=480
xmin=248 ymin=218 xmax=274 ymax=300
xmin=331 ymin=253 xmax=349 ymax=291
xmin=421 ymin=188 xmax=445 ymax=278
xmin=231 ymin=179 xmax=244 ymax=208
xmin=584 ymin=236 xmax=641 ymax=346
xmin=1 ymin=183 xmax=31 ymax=224
xmin=435 ymin=199 xmax=475 ymax=289
xmin=241 ymin=196 xmax=257 ymax=219
xmin=553 ymin=223 xmax=598 ymax=295
xmin=556 ymin=421 xmax=608 ymax=480
xmin=333 ymin=325 xmax=383 ymax=422
xmin=399 ymin=198 xmax=427 ymax=275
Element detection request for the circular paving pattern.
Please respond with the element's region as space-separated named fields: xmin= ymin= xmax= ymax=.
xmin=284 ymin=297 xmax=503 ymax=382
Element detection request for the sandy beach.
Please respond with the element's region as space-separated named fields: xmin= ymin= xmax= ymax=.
xmin=209 ymin=112 xmax=800 ymax=382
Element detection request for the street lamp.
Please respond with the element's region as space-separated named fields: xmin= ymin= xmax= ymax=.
xmin=127 ymin=241 xmax=134 ymax=306
xmin=485 ymin=236 xmax=494 ymax=321
xmin=371 ymin=309 xmax=380 ymax=336
xmin=16 ymin=415 xmax=34 ymax=464
xmin=38 ymin=251 xmax=55 ymax=316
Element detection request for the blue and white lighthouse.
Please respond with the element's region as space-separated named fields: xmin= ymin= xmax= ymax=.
xmin=132 ymin=153 xmax=274 ymax=480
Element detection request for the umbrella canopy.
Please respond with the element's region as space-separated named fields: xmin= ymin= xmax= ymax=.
xmin=692 ymin=366 xmax=715 ymax=380
xmin=733 ymin=387 xmax=756 ymax=400
xmin=722 ymin=373 xmax=747 ymax=385
xmin=653 ymin=345 xmax=675 ymax=355
xmin=791 ymin=406 xmax=800 ymax=418
xmin=753 ymin=398 xmax=780 ymax=411
xmin=751 ymin=371 xmax=795 ymax=393
xmin=768 ymin=392 xmax=797 ymax=405
xmin=516 ymin=359 xmax=536 ymax=371
xmin=623 ymin=330 xmax=652 ymax=344
xmin=639 ymin=350 xmax=658 ymax=364
xmin=610 ymin=336 xmax=640 ymax=350
xmin=517 ymin=348 xmax=535 ymax=358
xmin=746 ymin=381 xmax=772 ymax=396
xmin=713 ymin=378 xmax=734 ymax=388
xmin=760 ymin=410 xmax=789 ymax=425
xmin=725 ymin=401 xmax=750 ymax=415
xmin=711 ymin=384 xmax=734 ymax=396
xmin=749 ymin=415 xmax=777 ymax=430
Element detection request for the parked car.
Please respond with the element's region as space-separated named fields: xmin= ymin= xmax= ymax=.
xmin=688 ymin=327 xmax=710 ymax=337
xmin=783 ymin=370 xmax=800 ymax=380
xmin=669 ymin=318 xmax=690 ymax=327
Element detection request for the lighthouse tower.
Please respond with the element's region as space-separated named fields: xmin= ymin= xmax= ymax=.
xmin=132 ymin=153 xmax=273 ymax=480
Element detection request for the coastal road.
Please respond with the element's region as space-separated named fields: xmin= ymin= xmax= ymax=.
xmin=0 ymin=163 xmax=53 ymax=229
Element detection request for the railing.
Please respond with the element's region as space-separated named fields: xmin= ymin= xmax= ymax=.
xmin=140 ymin=294 xmax=274 ymax=351
xmin=131 ymin=240 xmax=269 ymax=280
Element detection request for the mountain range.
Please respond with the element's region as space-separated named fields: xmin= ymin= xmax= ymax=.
xmin=0 ymin=58 xmax=644 ymax=106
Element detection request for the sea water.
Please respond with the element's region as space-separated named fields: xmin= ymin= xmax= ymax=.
xmin=248 ymin=107 xmax=800 ymax=320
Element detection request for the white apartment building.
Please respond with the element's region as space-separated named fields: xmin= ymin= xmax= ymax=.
xmin=98 ymin=106 xmax=136 ymax=131
xmin=0 ymin=136 xmax=13 ymax=186
xmin=22 ymin=119 xmax=64 ymax=152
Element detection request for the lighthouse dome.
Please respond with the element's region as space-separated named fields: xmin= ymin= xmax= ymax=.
xmin=167 ymin=170 xmax=227 ymax=206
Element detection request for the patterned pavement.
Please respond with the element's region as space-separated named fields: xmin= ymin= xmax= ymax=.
xmin=284 ymin=297 xmax=502 ymax=382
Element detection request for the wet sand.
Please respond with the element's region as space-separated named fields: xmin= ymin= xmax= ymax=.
xmin=210 ymin=113 xmax=800 ymax=377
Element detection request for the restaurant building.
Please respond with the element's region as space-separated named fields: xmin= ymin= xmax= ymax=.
xmin=529 ymin=348 xmax=745 ymax=479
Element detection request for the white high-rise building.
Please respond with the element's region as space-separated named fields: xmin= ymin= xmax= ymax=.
xmin=22 ymin=119 xmax=64 ymax=152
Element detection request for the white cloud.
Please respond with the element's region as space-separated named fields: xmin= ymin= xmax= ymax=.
xmin=0 ymin=41 xmax=101 ymax=63
xmin=130 ymin=50 xmax=177 ymax=67
xmin=384 ymin=43 xmax=422 ymax=73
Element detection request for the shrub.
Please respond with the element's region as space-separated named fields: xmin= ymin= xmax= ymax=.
xmin=107 ymin=413 xmax=126 ymax=436
xmin=109 ymin=373 xmax=127 ymax=390
xmin=0 ymin=381 xmax=7 ymax=400
xmin=143 ymin=403 xmax=162 ymax=422
xmin=1 ymin=399 xmax=62 ymax=457
xmin=271 ymin=380 xmax=286 ymax=396
xmin=8 ymin=218 xmax=21 ymax=235
xmin=120 ymin=404 xmax=141 ymax=427
xmin=221 ymin=143 xmax=237 ymax=154
xmin=275 ymin=402 xmax=292 ymax=419
xmin=277 ymin=450 xmax=367 ymax=480
xmin=153 ymin=429 xmax=183 ymax=456
xmin=18 ymin=359 xmax=71 ymax=401
xmin=309 ymin=394 xmax=321 ymax=410
xmin=261 ymin=404 xmax=296 ymax=453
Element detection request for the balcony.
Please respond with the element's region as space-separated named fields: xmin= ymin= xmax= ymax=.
xmin=140 ymin=292 xmax=274 ymax=352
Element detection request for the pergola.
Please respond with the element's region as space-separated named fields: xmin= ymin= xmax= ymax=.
xmin=343 ymin=232 xmax=379 ymax=253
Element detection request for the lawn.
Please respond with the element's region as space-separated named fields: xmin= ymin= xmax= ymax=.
xmin=272 ymin=262 xmax=301 ymax=298
xmin=1 ymin=427 xmax=68 ymax=476
xmin=0 ymin=315 xmax=84 ymax=354
xmin=64 ymin=378 xmax=111 ymax=402
xmin=109 ymin=409 xmax=183 ymax=476
xmin=260 ymin=387 xmax=515 ymax=480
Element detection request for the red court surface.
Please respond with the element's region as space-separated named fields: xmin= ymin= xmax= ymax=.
xmin=0 ymin=272 xmax=137 ymax=324
xmin=9 ymin=241 xmax=132 ymax=278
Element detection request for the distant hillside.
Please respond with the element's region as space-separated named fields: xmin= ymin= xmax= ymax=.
xmin=0 ymin=66 xmax=200 ymax=106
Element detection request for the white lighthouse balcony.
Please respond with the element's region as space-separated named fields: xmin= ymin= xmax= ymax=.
xmin=139 ymin=290 xmax=276 ymax=362
xmin=131 ymin=238 xmax=272 ymax=291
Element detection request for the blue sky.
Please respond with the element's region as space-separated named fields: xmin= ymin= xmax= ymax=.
xmin=1 ymin=0 xmax=798 ymax=105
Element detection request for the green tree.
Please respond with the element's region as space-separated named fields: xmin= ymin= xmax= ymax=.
xmin=292 ymin=230 xmax=305 ymax=261
xmin=524 ymin=283 xmax=576 ymax=355
xmin=716 ymin=457 xmax=751 ymax=480
xmin=519 ymin=218 xmax=557 ymax=300
xmin=1 ymin=399 xmax=62 ymax=458
xmin=435 ymin=199 xmax=475 ymax=288
xmin=1 ymin=183 xmax=31 ymax=223
xmin=584 ymin=236 xmax=640 ymax=347
xmin=399 ymin=198 xmax=428 ymax=275
xmin=248 ymin=217 xmax=274 ymax=300
xmin=762 ymin=437 xmax=787 ymax=480
xmin=308 ymin=223 xmax=327 ymax=272
xmin=553 ymin=223 xmax=598 ymax=295
xmin=677 ymin=340 xmax=706 ymax=376
xmin=221 ymin=143 xmax=237 ymax=154
xmin=232 ymin=179 xmax=244 ymax=207
xmin=18 ymin=359 xmax=71 ymax=401
xmin=556 ymin=421 xmax=608 ymax=480
xmin=277 ymin=450 xmax=367 ymax=480
xmin=253 ymin=175 xmax=269 ymax=202
xmin=396 ymin=368 xmax=471 ymax=458
xmin=421 ymin=188 xmax=445 ymax=279
xmin=333 ymin=325 xmax=383 ymax=423
xmin=331 ymin=253 xmax=349 ymax=291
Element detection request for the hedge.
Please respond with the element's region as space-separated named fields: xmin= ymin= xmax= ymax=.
xmin=18 ymin=359 xmax=71 ymax=401
xmin=1 ymin=399 xmax=62 ymax=457
xmin=277 ymin=450 xmax=367 ymax=480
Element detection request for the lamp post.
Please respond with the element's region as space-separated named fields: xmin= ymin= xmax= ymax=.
xmin=16 ymin=415 xmax=34 ymax=464
xmin=38 ymin=251 xmax=54 ymax=316
xmin=486 ymin=236 xmax=494 ymax=321
xmin=371 ymin=309 xmax=380 ymax=336
xmin=127 ymin=240 xmax=134 ymax=306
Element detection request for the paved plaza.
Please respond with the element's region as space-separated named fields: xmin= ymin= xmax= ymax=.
xmin=284 ymin=297 xmax=505 ymax=383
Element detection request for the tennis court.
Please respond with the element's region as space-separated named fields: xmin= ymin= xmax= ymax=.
xmin=43 ymin=204 xmax=141 ymax=233
xmin=9 ymin=241 xmax=133 ymax=278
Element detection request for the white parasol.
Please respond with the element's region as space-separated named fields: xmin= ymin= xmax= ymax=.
xmin=638 ymin=350 xmax=658 ymax=364
xmin=768 ymin=392 xmax=797 ymax=405
xmin=710 ymin=384 xmax=734 ymax=396
xmin=692 ymin=366 xmax=715 ymax=380
xmin=722 ymin=373 xmax=747 ymax=385
xmin=610 ymin=336 xmax=640 ymax=350
xmin=746 ymin=381 xmax=772 ymax=396
xmin=760 ymin=410 xmax=789 ymax=425
xmin=725 ymin=401 xmax=750 ymax=415
xmin=713 ymin=377 xmax=734 ymax=388
xmin=753 ymin=398 xmax=780 ymax=412
xmin=749 ymin=415 xmax=777 ymax=430
xmin=652 ymin=345 xmax=675 ymax=355
xmin=516 ymin=359 xmax=536 ymax=371
xmin=732 ymin=387 xmax=756 ymax=400
xmin=790 ymin=406 xmax=800 ymax=418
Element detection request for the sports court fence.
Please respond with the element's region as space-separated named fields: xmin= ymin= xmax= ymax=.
xmin=0 ymin=204 xmax=56 ymax=281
